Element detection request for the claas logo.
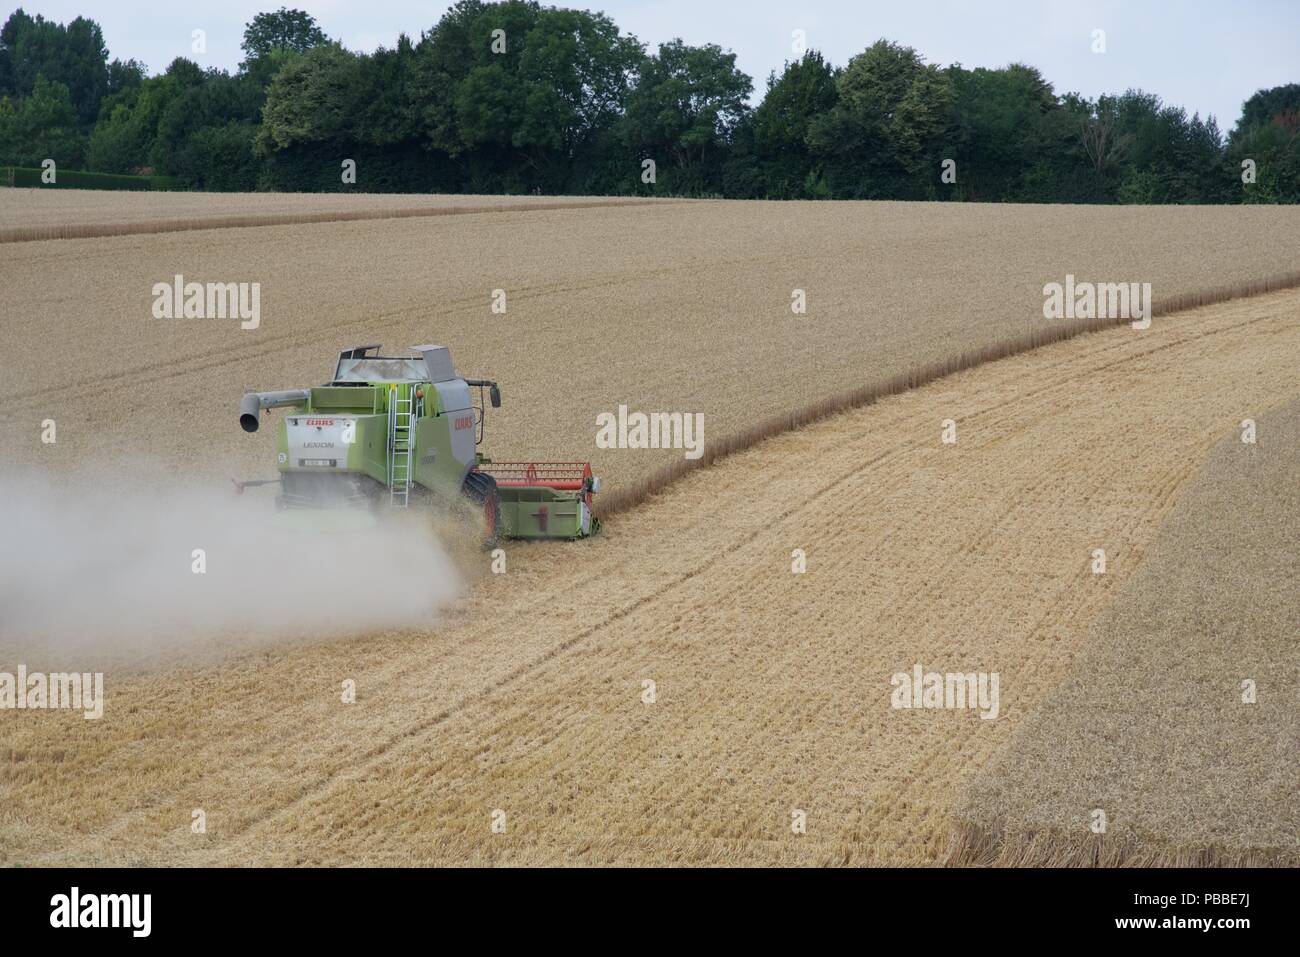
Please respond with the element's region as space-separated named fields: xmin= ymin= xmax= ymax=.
xmin=454 ymin=415 xmax=474 ymax=430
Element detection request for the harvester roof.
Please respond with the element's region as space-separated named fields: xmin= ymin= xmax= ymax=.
xmin=331 ymin=343 xmax=457 ymax=384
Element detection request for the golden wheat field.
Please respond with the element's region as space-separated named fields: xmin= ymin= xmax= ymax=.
xmin=1 ymin=194 xmax=1298 ymax=866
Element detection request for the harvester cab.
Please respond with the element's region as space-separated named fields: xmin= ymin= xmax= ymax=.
xmin=237 ymin=344 xmax=599 ymax=540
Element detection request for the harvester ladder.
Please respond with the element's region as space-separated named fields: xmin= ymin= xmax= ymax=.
xmin=388 ymin=387 xmax=414 ymax=508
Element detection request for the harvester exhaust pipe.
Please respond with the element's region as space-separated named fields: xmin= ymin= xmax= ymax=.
xmin=239 ymin=389 xmax=310 ymax=432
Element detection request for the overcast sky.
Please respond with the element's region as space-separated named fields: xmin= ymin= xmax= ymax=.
xmin=18 ymin=0 xmax=1300 ymax=127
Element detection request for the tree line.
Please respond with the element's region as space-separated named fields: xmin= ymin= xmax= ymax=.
xmin=2 ymin=2 xmax=1297 ymax=201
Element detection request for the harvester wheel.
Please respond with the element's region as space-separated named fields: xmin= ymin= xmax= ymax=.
xmin=462 ymin=471 xmax=501 ymax=546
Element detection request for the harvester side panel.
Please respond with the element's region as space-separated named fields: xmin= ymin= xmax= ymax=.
xmin=431 ymin=378 xmax=477 ymax=472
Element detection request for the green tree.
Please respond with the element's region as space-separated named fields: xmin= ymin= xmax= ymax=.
xmin=176 ymin=121 xmax=259 ymax=189
xmin=85 ymin=58 xmax=261 ymax=177
xmin=623 ymin=39 xmax=751 ymax=181
xmin=514 ymin=7 xmax=641 ymax=156
xmin=87 ymin=71 xmax=172 ymax=172
xmin=408 ymin=0 xmax=501 ymax=157
xmin=1064 ymin=92 xmax=1127 ymax=197
xmin=404 ymin=0 xmax=642 ymax=191
xmin=1235 ymin=83 xmax=1300 ymax=133
xmin=0 ymin=9 xmax=110 ymax=126
xmin=946 ymin=63 xmax=1064 ymax=201
xmin=353 ymin=36 xmax=420 ymax=148
xmin=86 ymin=99 xmax=146 ymax=171
xmin=1098 ymin=90 xmax=1225 ymax=202
xmin=750 ymin=52 xmax=838 ymax=197
xmin=158 ymin=71 xmax=262 ymax=172
xmin=258 ymin=45 xmax=367 ymax=151
xmin=808 ymin=40 xmax=952 ymax=198
xmin=242 ymin=8 xmax=329 ymax=61
xmin=1226 ymin=84 xmax=1300 ymax=204
xmin=0 ymin=73 xmax=84 ymax=166
xmin=105 ymin=57 xmax=146 ymax=98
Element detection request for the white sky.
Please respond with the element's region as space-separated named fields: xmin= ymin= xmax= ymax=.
xmin=19 ymin=0 xmax=1300 ymax=127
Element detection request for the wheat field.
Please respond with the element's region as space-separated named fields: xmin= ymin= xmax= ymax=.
xmin=3 ymin=194 xmax=1299 ymax=865
xmin=946 ymin=396 xmax=1300 ymax=867
xmin=5 ymin=197 xmax=1300 ymax=506
xmin=3 ymin=263 xmax=1298 ymax=866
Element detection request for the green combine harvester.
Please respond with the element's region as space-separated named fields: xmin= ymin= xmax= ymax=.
xmin=236 ymin=344 xmax=599 ymax=540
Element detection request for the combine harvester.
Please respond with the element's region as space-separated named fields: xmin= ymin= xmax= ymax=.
xmin=237 ymin=344 xmax=599 ymax=541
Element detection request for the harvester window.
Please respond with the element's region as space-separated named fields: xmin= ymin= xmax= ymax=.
xmin=334 ymin=358 xmax=428 ymax=383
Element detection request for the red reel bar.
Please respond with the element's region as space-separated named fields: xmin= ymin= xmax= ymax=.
xmin=474 ymin=461 xmax=593 ymax=491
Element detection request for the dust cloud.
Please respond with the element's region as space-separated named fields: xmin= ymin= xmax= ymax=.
xmin=0 ymin=468 xmax=465 ymax=664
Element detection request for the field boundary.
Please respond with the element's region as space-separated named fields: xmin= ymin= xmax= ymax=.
xmin=0 ymin=196 xmax=670 ymax=244
xmin=1 ymin=166 xmax=179 ymax=191
xmin=595 ymin=269 xmax=1300 ymax=518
